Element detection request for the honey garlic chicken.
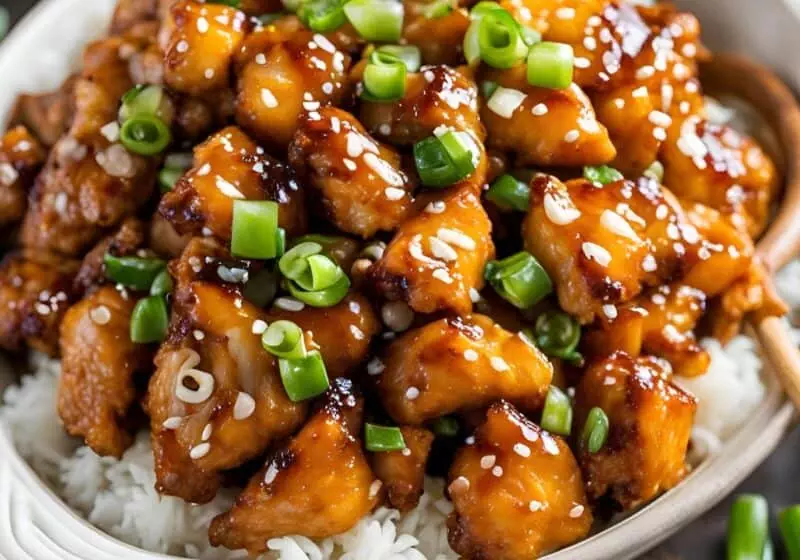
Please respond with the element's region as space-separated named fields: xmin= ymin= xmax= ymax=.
xmin=0 ymin=0 xmax=789 ymax=557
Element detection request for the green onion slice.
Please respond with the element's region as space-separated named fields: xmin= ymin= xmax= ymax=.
xmin=119 ymin=84 xmax=171 ymax=123
xmin=477 ymin=9 xmax=529 ymax=69
xmin=287 ymin=273 xmax=350 ymax=307
xmin=120 ymin=115 xmax=172 ymax=156
xmin=484 ymin=252 xmax=552 ymax=309
xmin=540 ymin=386 xmax=572 ymax=436
xmin=150 ymin=269 xmax=174 ymax=297
xmin=365 ymin=423 xmax=406 ymax=452
xmin=469 ymin=1 xmax=503 ymax=19
xmin=581 ymin=407 xmax=609 ymax=453
xmin=583 ymin=165 xmax=623 ymax=186
xmin=533 ymin=310 xmax=581 ymax=361
xmin=262 ymin=320 xmax=307 ymax=359
xmin=431 ymin=416 xmax=459 ymax=437
xmin=280 ymin=241 xmax=324 ymax=280
xmin=344 ymin=0 xmax=404 ymax=42
xmin=278 ymin=350 xmax=330 ymax=402
xmin=130 ymin=295 xmax=169 ymax=343
xmin=643 ymin=160 xmax=664 ymax=182
xmin=377 ymin=45 xmax=421 ymax=72
xmin=486 ymin=174 xmax=530 ymax=211
xmin=423 ymin=0 xmax=454 ymax=19
xmin=104 ymin=253 xmax=166 ymax=291
xmin=298 ymin=0 xmax=347 ymax=32
xmin=526 ymin=41 xmax=574 ymax=89
xmin=280 ymin=241 xmax=351 ymax=307
xmin=727 ymin=494 xmax=770 ymax=560
xmin=779 ymin=505 xmax=800 ymax=560
xmin=158 ymin=167 xmax=183 ymax=193
xmin=362 ymin=50 xmax=407 ymax=101
xmin=231 ymin=200 xmax=280 ymax=260
xmin=413 ymin=131 xmax=476 ymax=187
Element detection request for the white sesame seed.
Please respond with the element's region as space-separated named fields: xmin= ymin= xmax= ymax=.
xmin=564 ymin=129 xmax=580 ymax=143
xmin=653 ymin=127 xmax=667 ymax=141
xmin=313 ymin=33 xmax=337 ymax=53
xmin=260 ymin=88 xmax=278 ymax=108
xmin=569 ymin=504 xmax=585 ymax=518
xmin=600 ymin=210 xmax=640 ymax=242
xmin=89 ymin=305 xmax=111 ymax=325
xmin=583 ymin=36 xmax=597 ymax=51
xmin=469 ymin=288 xmax=481 ymax=303
xmin=648 ymin=110 xmax=672 ymax=128
xmin=425 ymin=200 xmax=446 ymax=214
xmin=465 ymin=436 xmax=476 ymax=445
xmin=480 ymin=455 xmax=496 ymax=469
xmin=215 ymin=176 xmax=245 ymax=199
xmin=384 ymin=186 xmax=406 ymax=200
xmin=381 ymin=301 xmax=414 ymax=332
xmin=264 ymin=463 xmax=279 ymax=484
xmin=367 ymin=357 xmax=385 ymax=375
xmin=255 ymin=53 xmax=267 ymax=65
xmin=406 ymin=387 xmax=420 ymax=400
xmin=602 ymin=304 xmax=618 ymax=319
xmin=193 ymin=330 xmax=205 ymax=341
xmin=513 ymin=443 xmax=531 ymax=457
xmin=190 ymin=443 xmax=211 ymax=460
xmin=432 ymin=268 xmax=453 ymax=284
xmin=100 ymin=122 xmax=120 ymax=143
xmin=555 ymin=6 xmax=575 ymax=18
xmin=632 ymin=86 xmax=648 ymax=98
xmin=636 ymin=65 xmax=655 ymax=80
xmin=343 ymin=158 xmax=357 ymax=171
xmin=642 ymin=254 xmax=657 ymax=272
xmin=437 ymin=228 xmax=475 ymax=250
xmin=251 ymin=319 xmax=268 ymax=335
xmin=201 ymin=423 xmax=213 ymax=441
xmin=429 ymin=236 xmax=458 ymax=261
xmin=369 ymin=480 xmax=383 ymax=499
xmin=463 ymin=349 xmax=479 ymax=362
xmin=204 ymin=68 xmax=215 ymax=79
xmin=532 ymin=103 xmax=549 ymax=116
xmin=274 ymin=297 xmax=305 ymax=312
xmin=402 ymin=447 xmax=412 ymax=457
xmin=196 ymin=17 xmax=209 ymax=33
xmin=490 ymin=356 xmax=510 ymax=372
xmin=176 ymin=40 xmax=189 ymax=53
xmin=34 ymin=303 xmax=50 ymax=315
xmin=491 ymin=465 xmax=504 ymax=477
xmin=529 ymin=500 xmax=543 ymax=512
xmin=322 ymin=82 xmax=334 ymax=95
xmin=582 ymin=242 xmax=612 ymax=267
xmin=574 ymin=57 xmax=591 ymax=69
xmin=233 ymin=392 xmax=256 ymax=420
xmin=449 ymin=476 xmax=470 ymax=494
xmin=544 ymin=192 xmax=581 ymax=225
xmin=162 ymin=416 xmax=182 ymax=430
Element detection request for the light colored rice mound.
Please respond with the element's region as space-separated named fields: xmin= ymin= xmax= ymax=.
xmin=2 ymin=260 xmax=798 ymax=558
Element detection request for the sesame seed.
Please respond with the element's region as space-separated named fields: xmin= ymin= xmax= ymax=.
xmin=583 ymin=36 xmax=597 ymax=51
xmin=162 ymin=417 xmax=182 ymax=430
xmin=480 ymin=455 xmax=496 ymax=469
xmin=490 ymin=356 xmax=510 ymax=372
xmin=636 ymin=65 xmax=655 ymax=80
xmin=34 ymin=303 xmax=50 ymax=315
xmin=569 ymin=505 xmax=585 ymax=518
xmin=233 ymin=392 xmax=256 ymax=420
xmin=544 ymin=192 xmax=581 ymax=225
xmin=89 ymin=305 xmax=111 ymax=325
xmin=204 ymin=68 xmax=215 ymax=79
xmin=581 ymin=242 xmax=612 ymax=267
xmin=429 ymin=236 xmax=458 ymax=261
xmin=264 ymin=463 xmax=279 ymax=484
xmin=463 ymin=349 xmax=479 ymax=362
xmin=368 ymin=480 xmax=383 ymax=499
xmin=381 ymin=301 xmax=414 ymax=332
xmin=532 ymin=103 xmax=548 ymax=116
xmin=529 ymin=500 xmax=543 ymax=512
xmin=653 ymin=127 xmax=667 ymax=141
xmin=255 ymin=53 xmax=267 ymax=65
xmin=655 ymin=204 xmax=669 ymax=220
xmin=642 ymin=254 xmax=657 ymax=272
xmin=193 ymin=330 xmax=205 ymax=341
xmin=201 ymin=423 xmax=213 ymax=441
xmin=260 ymin=88 xmax=278 ymax=108
xmin=190 ymin=443 xmax=211 ymax=460
xmin=491 ymin=465 xmax=504 ymax=477
xmin=648 ymin=110 xmax=672 ymax=128
xmin=196 ymin=17 xmax=209 ymax=33
xmin=322 ymin=82 xmax=334 ymax=95
xmin=367 ymin=357 xmax=385 ymax=375
xmin=469 ymin=288 xmax=481 ymax=303
xmin=555 ymin=6 xmax=575 ymax=18
xmin=274 ymin=297 xmax=305 ymax=312
xmin=432 ymin=268 xmax=453 ymax=284
xmin=602 ymin=304 xmax=618 ymax=319
xmin=564 ymin=129 xmax=580 ymax=143
xmin=574 ymin=57 xmax=591 ymax=69
xmin=343 ymin=158 xmax=357 ymax=171
xmin=176 ymin=40 xmax=189 ymax=53
xmin=513 ymin=443 xmax=531 ymax=457
xmin=252 ymin=319 xmax=268 ymax=335
xmin=465 ymin=436 xmax=476 ymax=445
xmin=425 ymin=200 xmax=446 ymax=214
xmin=449 ymin=476 xmax=470 ymax=494
xmin=600 ymin=210 xmax=640 ymax=241
xmin=436 ymin=228 xmax=475 ymax=250
xmin=402 ymin=447 xmax=412 ymax=457
xmin=406 ymin=387 xmax=420 ymax=400
xmin=384 ymin=186 xmax=406 ymax=200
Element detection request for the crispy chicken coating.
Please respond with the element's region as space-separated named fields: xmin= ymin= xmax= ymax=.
xmin=370 ymin=425 xmax=434 ymax=512
xmin=480 ymin=66 xmax=616 ymax=167
xmin=289 ymin=108 xmax=415 ymax=238
xmin=9 ymin=76 xmax=75 ymax=148
xmin=234 ymin=17 xmax=352 ymax=151
xmin=574 ymin=352 xmax=696 ymax=509
xmin=0 ymin=126 xmax=46 ymax=227
xmin=0 ymin=250 xmax=78 ymax=355
xmin=73 ymin=218 xmax=147 ymax=295
xmin=58 ymin=286 xmax=152 ymax=457
xmin=370 ymin=186 xmax=494 ymax=315
xmin=447 ymin=402 xmax=592 ymax=559
xmin=159 ymin=126 xmax=306 ymax=240
xmin=209 ymin=379 xmax=379 ymax=553
xmin=402 ymin=2 xmax=470 ymax=65
xmin=377 ymin=315 xmax=553 ymax=424
xmin=164 ymin=0 xmax=249 ymax=95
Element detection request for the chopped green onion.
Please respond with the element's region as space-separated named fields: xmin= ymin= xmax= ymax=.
xmin=130 ymin=295 xmax=169 ymax=343
xmin=484 ymin=252 xmax=552 ymax=309
xmin=520 ymin=25 xmax=541 ymax=46
xmin=231 ymin=200 xmax=280 ymax=260
xmin=643 ymin=160 xmax=664 ymax=182
xmin=278 ymin=350 xmax=330 ymax=402
xmin=423 ymin=0 xmax=454 ymax=19
xmin=413 ymin=131 xmax=476 ymax=187
xmin=526 ymin=41 xmax=574 ymax=90
xmin=476 ymin=9 xmax=528 ymax=69
xmin=150 ymin=270 xmax=174 ymax=297
xmin=279 ymin=241 xmax=350 ymax=307
xmin=540 ymin=386 xmax=572 ymax=436
xmin=365 ymin=423 xmax=406 ymax=452
xmin=581 ymin=407 xmax=609 ymax=453
xmin=533 ymin=310 xmax=581 ymax=361
xmin=362 ymin=50 xmax=407 ymax=101
xmin=469 ymin=1 xmax=503 ymax=19
xmin=158 ymin=167 xmax=184 ymax=193
xmin=432 ymin=416 xmax=459 ymax=437
xmin=298 ymin=0 xmax=347 ymax=32
xmin=727 ymin=494 xmax=770 ymax=560
xmin=344 ymin=0 xmax=404 ymax=42
xmin=377 ymin=45 xmax=421 ymax=72
xmin=120 ymin=115 xmax=172 ymax=156
xmin=463 ymin=19 xmax=482 ymax=65
xmin=243 ymin=268 xmax=279 ymax=307
xmin=287 ymin=273 xmax=350 ymax=306
xmin=262 ymin=320 xmax=306 ymax=359
xmin=480 ymin=80 xmax=499 ymax=98
xmin=486 ymin=174 xmax=530 ymax=211
xmin=104 ymin=253 xmax=166 ymax=291
xmin=583 ymin=165 xmax=623 ymax=186
xmin=119 ymin=84 xmax=172 ymax=123
xmin=779 ymin=506 xmax=800 ymax=560
xmin=280 ymin=241 xmax=325 ymax=279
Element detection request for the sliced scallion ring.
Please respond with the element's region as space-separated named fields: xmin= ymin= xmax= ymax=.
xmin=540 ymin=386 xmax=572 ymax=436
xmin=130 ymin=295 xmax=169 ymax=344
xmin=104 ymin=253 xmax=166 ymax=291
xmin=727 ymin=494 xmax=770 ymax=560
xmin=486 ymin=174 xmax=530 ymax=211
xmin=362 ymin=50 xmax=407 ymax=101
xmin=344 ymin=0 xmax=404 ymax=42
xmin=581 ymin=407 xmax=609 ymax=453
xmin=149 ymin=269 xmax=174 ymax=297
xmin=365 ymin=423 xmax=406 ymax=452
xmin=298 ymin=0 xmax=347 ymax=32
xmin=484 ymin=252 xmax=552 ymax=309
xmin=278 ymin=350 xmax=330 ymax=402
xmin=526 ymin=41 xmax=574 ymax=89
xmin=231 ymin=200 xmax=281 ymax=260
xmin=477 ymin=9 xmax=529 ymax=69
xmin=262 ymin=320 xmax=307 ymax=359
xmin=287 ymin=273 xmax=351 ymax=307
xmin=533 ymin=310 xmax=582 ymax=362
xmin=119 ymin=84 xmax=172 ymax=123
xmin=413 ymin=130 xmax=476 ymax=187
xmin=423 ymin=0 xmax=454 ymax=19
xmin=376 ymin=45 xmax=421 ymax=72
xmin=120 ymin=115 xmax=172 ymax=156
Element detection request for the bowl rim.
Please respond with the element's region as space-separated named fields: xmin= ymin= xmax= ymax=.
xmin=0 ymin=1 xmax=797 ymax=560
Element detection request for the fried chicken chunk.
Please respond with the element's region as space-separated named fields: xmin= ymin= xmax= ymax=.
xmin=370 ymin=186 xmax=494 ymax=315
xmin=164 ymin=0 xmax=249 ymax=95
xmin=159 ymin=126 xmax=306 ymax=240
xmin=402 ymin=1 xmax=470 ymax=65
xmin=480 ymin=66 xmax=616 ymax=167
xmin=289 ymin=108 xmax=415 ymax=238
xmin=370 ymin=425 xmax=434 ymax=512
xmin=235 ymin=17 xmax=352 ymax=151
xmin=0 ymin=126 xmax=46 ymax=227
xmin=266 ymin=292 xmax=380 ymax=378
xmin=58 ymin=286 xmax=151 ymax=457
xmin=447 ymin=402 xmax=592 ymax=559
xmin=0 ymin=251 xmax=78 ymax=355
xmin=209 ymin=379 xmax=379 ymax=554
xmin=73 ymin=218 xmax=147 ymax=295
xmin=378 ymin=315 xmax=552 ymax=424
xmin=574 ymin=352 xmax=696 ymax=509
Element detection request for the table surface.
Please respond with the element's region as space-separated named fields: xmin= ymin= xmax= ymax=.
xmin=3 ymin=1 xmax=800 ymax=558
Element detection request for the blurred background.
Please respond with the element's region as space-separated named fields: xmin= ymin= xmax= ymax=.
xmin=1 ymin=0 xmax=799 ymax=558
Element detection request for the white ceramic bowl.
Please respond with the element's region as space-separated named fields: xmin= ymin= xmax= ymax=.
xmin=0 ymin=1 xmax=797 ymax=559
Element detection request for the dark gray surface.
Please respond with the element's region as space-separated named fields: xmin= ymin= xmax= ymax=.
xmin=2 ymin=0 xmax=798 ymax=558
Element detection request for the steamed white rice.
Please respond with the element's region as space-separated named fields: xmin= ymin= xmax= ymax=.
xmin=2 ymin=260 xmax=798 ymax=559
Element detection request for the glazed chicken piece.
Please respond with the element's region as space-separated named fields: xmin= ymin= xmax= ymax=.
xmin=0 ymin=250 xmax=78 ymax=355
xmin=73 ymin=218 xmax=147 ymax=295
xmin=370 ymin=425 xmax=434 ymax=512
xmin=159 ymin=126 xmax=306 ymax=240
xmin=234 ymin=17 xmax=353 ymax=152
xmin=266 ymin=292 xmax=380 ymax=378
xmin=584 ymin=283 xmax=709 ymax=378
xmin=480 ymin=65 xmax=616 ymax=167
xmin=402 ymin=1 xmax=470 ymax=65
xmin=58 ymin=286 xmax=152 ymax=457
xmin=662 ymin=117 xmax=778 ymax=236
xmin=0 ymin=126 xmax=46 ymax=227
xmin=111 ymin=0 xmax=160 ymax=33
xmin=149 ymin=212 xmax=191 ymax=258
xmin=447 ymin=402 xmax=592 ymax=559
xmin=369 ymin=186 xmax=494 ymax=315
xmin=574 ymin=352 xmax=695 ymax=509
xmin=146 ymin=241 xmax=306 ymax=503
xmin=164 ymin=0 xmax=249 ymax=95
xmin=209 ymin=378 xmax=379 ymax=554
xmin=377 ymin=315 xmax=553 ymax=424
xmin=9 ymin=76 xmax=76 ymax=148
xmin=289 ymin=108 xmax=415 ymax=238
